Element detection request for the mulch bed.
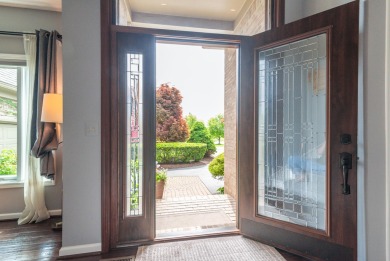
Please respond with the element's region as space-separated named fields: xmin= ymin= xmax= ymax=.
xmin=160 ymin=156 xmax=214 ymax=170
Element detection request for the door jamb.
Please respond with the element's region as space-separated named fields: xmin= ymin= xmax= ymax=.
xmin=101 ymin=0 xmax=284 ymax=253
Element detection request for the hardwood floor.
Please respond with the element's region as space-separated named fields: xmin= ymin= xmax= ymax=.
xmin=0 ymin=217 xmax=62 ymax=261
xmin=0 ymin=217 xmax=310 ymax=261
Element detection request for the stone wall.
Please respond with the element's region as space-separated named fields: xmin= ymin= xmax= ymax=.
xmin=224 ymin=0 xmax=267 ymax=200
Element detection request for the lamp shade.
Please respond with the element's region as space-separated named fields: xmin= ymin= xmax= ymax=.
xmin=41 ymin=93 xmax=63 ymax=123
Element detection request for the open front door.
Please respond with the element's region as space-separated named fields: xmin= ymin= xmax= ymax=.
xmin=239 ymin=2 xmax=358 ymax=260
xmin=114 ymin=32 xmax=156 ymax=245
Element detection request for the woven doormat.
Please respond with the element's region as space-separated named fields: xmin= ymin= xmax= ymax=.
xmin=100 ymin=256 xmax=135 ymax=261
xmin=136 ymin=236 xmax=286 ymax=261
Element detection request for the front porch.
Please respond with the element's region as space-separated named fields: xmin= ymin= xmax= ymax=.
xmin=156 ymin=173 xmax=237 ymax=237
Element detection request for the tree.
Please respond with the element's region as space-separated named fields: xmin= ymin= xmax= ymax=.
xmin=156 ymin=83 xmax=189 ymax=142
xmin=208 ymin=114 xmax=224 ymax=144
xmin=185 ymin=113 xmax=198 ymax=131
xmin=187 ymin=121 xmax=216 ymax=156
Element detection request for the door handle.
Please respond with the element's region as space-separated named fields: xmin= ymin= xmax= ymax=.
xmin=340 ymin=152 xmax=352 ymax=195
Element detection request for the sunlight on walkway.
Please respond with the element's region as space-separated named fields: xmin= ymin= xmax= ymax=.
xmin=156 ymin=175 xmax=236 ymax=236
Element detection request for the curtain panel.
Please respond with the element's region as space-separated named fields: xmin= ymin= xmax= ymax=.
xmin=18 ymin=34 xmax=49 ymax=224
xmin=31 ymin=30 xmax=61 ymax=179
xmin=18 ymin=30 xmax=62 ymax=225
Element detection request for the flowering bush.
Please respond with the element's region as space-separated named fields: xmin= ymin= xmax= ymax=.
xmin=156 ymin=163 xmax=167 ymax=182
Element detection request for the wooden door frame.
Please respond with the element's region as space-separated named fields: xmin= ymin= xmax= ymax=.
xmin=101 ymin=0 xmax=285 ymax=253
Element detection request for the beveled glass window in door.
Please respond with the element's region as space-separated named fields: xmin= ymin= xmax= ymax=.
xmin=257 ymin=34 xmax=327 ymax=231
xmin=126 ymin=53 xmax=143 ymax=216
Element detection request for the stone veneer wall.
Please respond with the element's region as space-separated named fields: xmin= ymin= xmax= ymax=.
xmin=224 ymin=0 xmax=267 ymax=200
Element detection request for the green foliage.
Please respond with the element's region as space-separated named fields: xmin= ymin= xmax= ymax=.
xmin=185 ymin=113 xmax=198 ymax=131
xmin=187 ymin=121 xmax=216 ymax=156
xmin=208 ymin=114 xmax=224 ymax=144
xmin=217 ymin=187 xmax=225 ymax=194
xmin=0 ymin=149 xmax=17 ymax=175
xmin=156 ymin=166 xmax=167 ymax=182
xmin=208 ymin=153 xmax=224 ymax=180
xmin=0 ymin=97 xmax=17 ymax=117
xmin=129 ymin=186 xmax=139 ymax=211
xmin=156 ymin=83 xmax=189 ymax=142
xmin=129 ymin=145 xmax=140 ymax=210
xmin=156 ymin=142 xmax=207 ymax=164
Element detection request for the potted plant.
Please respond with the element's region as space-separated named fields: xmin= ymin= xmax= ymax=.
xmin=156 ymin=164 xmax=167 ymax=199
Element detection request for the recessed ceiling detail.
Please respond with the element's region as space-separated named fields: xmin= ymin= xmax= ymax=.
xmin=0 ymin=0 xmax=61 ymax=12
xmin=129 ymin=0 xmax=248 ymax=21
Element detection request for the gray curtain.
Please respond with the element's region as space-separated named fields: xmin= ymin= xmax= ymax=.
xmin=31 ymin=30 xmax=61 ymax=179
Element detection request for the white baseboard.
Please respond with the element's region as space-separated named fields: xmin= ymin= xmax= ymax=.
xmin=0 ymin=209 xmax=62 ymax=221
xmin=59 ymin=243 xmax=101 ymax=257
xmin=48 ymin=209 xmax=62 ymax=216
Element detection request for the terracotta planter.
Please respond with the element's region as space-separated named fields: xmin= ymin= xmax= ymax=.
xmin=156 ymin=181 xmax=165 ymax=199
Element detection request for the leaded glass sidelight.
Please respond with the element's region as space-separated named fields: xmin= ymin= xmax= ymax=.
xmin=126 ymin=53 xmax=143 ymax=216
xmin=257 ymin=34 xmax=328 ymax=231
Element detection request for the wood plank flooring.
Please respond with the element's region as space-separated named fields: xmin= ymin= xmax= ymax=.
xmin=0 ymin=217 xmax=310 ymax=260
xmin=0 ymin=217 xmax=62 ymax=261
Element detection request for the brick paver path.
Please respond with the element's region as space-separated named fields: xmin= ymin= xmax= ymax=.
xmin=156 ymin=176 xmax=237 ymax=235
xmin=157 ymin=195 xmax=236 ymax=221
xmin=163 ymin=176 xmax=210 ymax=199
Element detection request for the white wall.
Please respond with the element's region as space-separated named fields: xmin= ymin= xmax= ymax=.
xmin=0 ymin=6 xmax=62 ymax=55
xmin=285 ymin=0 xmax=305 ymax=24
xmin=0 ymin=6 xmax=63 ymax=215
xmin=386 ymin=0 xmax=390 ymax=260
xmin=364 ymin=1 xmax=387 ymax=260
xmin=285 ymin=0 xmax=354 ymax=23
xmin=386 ymin=1 xmax=390 ymax=260
xmin=61 ymin=0 xmax=101 ymax=252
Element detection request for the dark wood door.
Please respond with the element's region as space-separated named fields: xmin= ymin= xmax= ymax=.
xmin=115 ymin=32 xmax=156 ymax=245
xmin=108 ymin=24 xmax=244 ymax=248
xmin=238 ymin=2 xmax=359 ymax=260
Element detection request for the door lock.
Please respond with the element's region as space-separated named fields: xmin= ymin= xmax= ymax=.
xmin=340 ymin=152 xmax=352 ymax=195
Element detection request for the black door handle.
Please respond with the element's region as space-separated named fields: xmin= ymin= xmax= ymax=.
xmin=340 ymin=152 xmax=352 ymax=195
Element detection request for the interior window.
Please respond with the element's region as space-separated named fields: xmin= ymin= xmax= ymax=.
xmin=0 ymin=65 xmax=21 ymax=183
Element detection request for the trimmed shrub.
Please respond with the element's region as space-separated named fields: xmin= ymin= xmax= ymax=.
xmin=187 ymin=121 xmax=216 ymax=156
xmin=156 ymin=142 xmax=207 ymax=164
xmin=208 ymin=153 xmax=224 ymax=180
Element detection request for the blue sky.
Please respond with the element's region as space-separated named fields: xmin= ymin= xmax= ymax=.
xmin=156 ymin=43 xmax=224 ymax=123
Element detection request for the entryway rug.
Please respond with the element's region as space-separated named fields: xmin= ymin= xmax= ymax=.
xmin=100 ymin=256 xmax=135 ymax=261
xmin=135 ymin=236 xmax=286 ymax=261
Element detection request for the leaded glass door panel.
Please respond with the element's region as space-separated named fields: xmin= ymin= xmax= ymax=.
xmin=257 ymin=33 xmax=328 ymax=232
xmin=117 ymin=32 xmax=156 ymax=244
xmin=238 ymin=2 xmax=358 ymax=261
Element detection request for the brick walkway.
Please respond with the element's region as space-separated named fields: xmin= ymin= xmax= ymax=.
xmin=163 ymin=176 xmax=210 ymax=198
xmin=156 ymin=176 xmax=237 ymax=235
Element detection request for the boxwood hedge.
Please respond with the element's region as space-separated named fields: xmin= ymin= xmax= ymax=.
xmin=208 ymin=153 xmax=224 ymax=180
xmin=156 ymin=142 xmax=207 ymax=164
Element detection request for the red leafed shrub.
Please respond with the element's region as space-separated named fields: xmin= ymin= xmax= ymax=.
xmin=156 ymin=83 xmax=189 ymax=142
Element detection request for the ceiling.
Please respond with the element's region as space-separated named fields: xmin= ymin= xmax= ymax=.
xmin=128 ymin=0 xmax=248 ymax=21
xmin=0 ymin=0 xmax=248 ymax=22
xmin=0 ymin=0 xmax=61 ymax=12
